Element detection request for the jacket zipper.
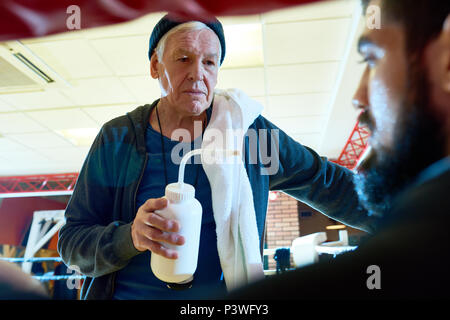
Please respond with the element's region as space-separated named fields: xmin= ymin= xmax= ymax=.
xmin=110 ymin=152 xmax=148 ymax=299
xmin=134 ymin=152 xmax=148 ymax=215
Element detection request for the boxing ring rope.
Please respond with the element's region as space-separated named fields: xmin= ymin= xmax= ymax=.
xmin=1 ymin=209 xmax=356 ymax=283
xmin=0 ymin=256 xmax=86 ymax=282
xmin=0 ymin=209 xmax=87 ymax=283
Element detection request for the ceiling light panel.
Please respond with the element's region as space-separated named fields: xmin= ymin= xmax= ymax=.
xmin=54 ymin=128 xmax=99 ymax=147
xmin=221 ymin=23 xmax=264 ymax=69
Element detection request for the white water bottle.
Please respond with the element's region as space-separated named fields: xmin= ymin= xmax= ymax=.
xmin=151 ymin=181 xmax=202 ymax=285
xmin=150 ymin=148 xmax=239 ymax=286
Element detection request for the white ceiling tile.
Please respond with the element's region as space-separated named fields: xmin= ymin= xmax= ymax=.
xmin=267 ymin=115 xmax=325 ymax=135
xmin=251 ymin=96 xmax=266 ymax=108
xmin=83 ymin=104 xmax=140 ymax=125
xmin=120 ymin=76 xmax=161 ymax=104
xmin=0 ymin=98 xmax=16 ymax=112
xmin=21 ymin=29 xmax=85 ymax=44
xmin=25 ymin=39 xmax=114 ymax=79
xmin=61 ymin=77 xmax=136 ymax=106
xmin=0 ymin=90 xmax=74 ymax=110
xmin=267 ymin=93 xmax=331 ymax=118
xmin=265 ymin=18 xmax=351 ymax=65
xmin=38 ymin=146 xmax=88 ymax=162
xmin=266 ymin=62 xmax=339 ymax=95
xmin=318 ymin=17 xmax=366 ymax=158
xmin=219 ymin=15 xmax=261 ymax=26
xmin=0 ymin=137 xmax=29 ymax=153
xmin=217 ymin=67 xmax=266 ymax=96
xmin=7 ymin=132 xmax=74 ymax=149
xmin=263 ymin=0 xmax=356 ymax=23
xmin=90 ymin=35 xmax=150 ymax=76
xmin=0 ymin=149 xmax=50 ymax=164
xmin=0 ymin=161 xmax=84 ymax=176
xmin=26 ymin=108 xmax=98 ymax=130
xmin=0 ymin=160 xmax=17 ymax=176
xmin=291 ymin=133 xmax=323 ymax=150
xmin=82 ymin=13 xmax=165 ymax=39
xmin=261 ymin=109 xmax=271 ymax=119
xmin=0 ymin=113 xmax=48 ymax=134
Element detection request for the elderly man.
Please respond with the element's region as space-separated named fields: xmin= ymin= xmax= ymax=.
xmin=57 ymin=14 xmax=376 ymax=300
xmin=229 ymin=0 xmax=450 ymax=299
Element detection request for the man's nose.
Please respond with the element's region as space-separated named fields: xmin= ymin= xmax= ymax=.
xmin=352 ymin=67 xmax=370 ymax=110
xmin=188 ymin=60 xmax=204 ymax=82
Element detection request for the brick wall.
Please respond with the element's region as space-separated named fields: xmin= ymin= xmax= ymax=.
xmin=264 ymin=191 xmax=368 ymax=270
xmin=264 ymin=192 xmax=300 ymax=269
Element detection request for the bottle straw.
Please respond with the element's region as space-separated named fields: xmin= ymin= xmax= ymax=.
xmin=177 ymin=149 xmax=240 ymax=187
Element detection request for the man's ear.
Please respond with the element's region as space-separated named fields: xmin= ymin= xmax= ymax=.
xmin=150 ymin=51 xmax=160 ymax=79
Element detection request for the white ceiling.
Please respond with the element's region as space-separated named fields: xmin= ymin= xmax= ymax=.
xmin=0 ymin=0 xmax=366 ymax=176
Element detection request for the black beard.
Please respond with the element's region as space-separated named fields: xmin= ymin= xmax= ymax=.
xmin=353 ymin=67 xmax=446 ymax=218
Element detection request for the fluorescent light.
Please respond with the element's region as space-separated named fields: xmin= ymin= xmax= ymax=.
xmin=55 ymin=127 xmax=99 ymax=146
xmin=222 ymin=23 xmax=264 ymax=68
xmin=326 ymin=225 xmax=346 ymax=230
xmin=268 ymin=191 xmax=278 ymax=201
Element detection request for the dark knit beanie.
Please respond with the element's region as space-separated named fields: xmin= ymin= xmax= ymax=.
xmin=148 ymin=14 xmax=226 ymax=65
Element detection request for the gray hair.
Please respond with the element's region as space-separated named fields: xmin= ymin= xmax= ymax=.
xmin=154 ymin=21 xmax=222 ymax=64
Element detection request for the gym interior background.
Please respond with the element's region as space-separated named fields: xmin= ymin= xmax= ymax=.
xmin=0 ymin=0 xmax=369 ymax=299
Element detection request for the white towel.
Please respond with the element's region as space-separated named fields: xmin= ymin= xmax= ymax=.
xmin=201 ymin=88 xmax=265 ymax=291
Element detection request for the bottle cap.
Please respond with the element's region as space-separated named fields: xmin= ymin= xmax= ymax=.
xmin=165 ymin=182 xmax=195 ymax=203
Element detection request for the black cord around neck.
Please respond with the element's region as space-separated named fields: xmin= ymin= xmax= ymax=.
xmin=155 ymin=105 xmax=206 ymax=188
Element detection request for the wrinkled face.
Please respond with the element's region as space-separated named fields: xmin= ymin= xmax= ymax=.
xmin=150 ymin=27 xmax=220 ymax=116
xmin=352 ymin=0 xmax=448 ymax=216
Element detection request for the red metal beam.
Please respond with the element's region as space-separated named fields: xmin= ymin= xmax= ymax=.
xmin=0 ymin=173 xmax=78 ymax=196
xmin=331 ymin=119 xmax=370 ymax=170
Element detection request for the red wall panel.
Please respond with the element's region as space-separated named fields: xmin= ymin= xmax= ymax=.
xmin=0 ymin=198 xmax=67 ymax=247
